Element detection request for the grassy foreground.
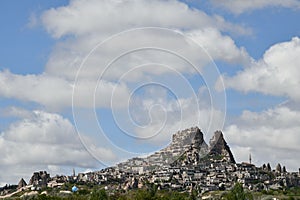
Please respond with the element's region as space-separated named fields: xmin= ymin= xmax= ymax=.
xmin=4 ymin=183 xmax=300 ymax=200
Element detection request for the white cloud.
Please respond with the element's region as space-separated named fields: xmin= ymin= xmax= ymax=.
xmin=0 ymin=0 xmax=252 ymax=114
xmin=0 ymin=28 xmax=250 ymax=110
xmin=41 ymin=0 xmax=251 ymax=82
xmin=0 ymin=70 xmax=72 ymax=109
xmin=225 ymin=105 xmax=300 ymax=171
xmin=221 ymin=37 xmax=300 ymax=101
xmin=187 ymin=28 xmax=252 ymax=66
xmin=42 ymin=27 xmax=252 ymax=83
xmin=210 ymin=0 xmax=300 ymax=14
xmin=0 ymin=110 xmax=115 ymax=184
xmin=1 ymin=0 xmax=253 ymax=111
xmin=0 ymin=70 xmax=130 ymax=110
xmin=41 ymin=0 xmax=249 ymax=38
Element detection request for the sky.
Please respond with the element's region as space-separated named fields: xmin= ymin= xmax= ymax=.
xmin=1 ymin=0 xmax=300 ymax=185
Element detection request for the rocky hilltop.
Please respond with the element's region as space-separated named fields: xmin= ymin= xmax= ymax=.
xmin=208 ymin=130 xmax=235 ymax=163
xmin=117 ymin=127 xmax=235 ymax=172
xmin=166 ymin=126 xmax=208 ymax=157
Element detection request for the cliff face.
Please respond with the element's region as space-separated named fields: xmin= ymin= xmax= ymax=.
xmin=170 ymin=126 xmax=206 ymax=148
xmin=17 ymin=178 xmax=27 ymax=189
xmin=162 ymin=126 xmax=208 ymax=160
xmin=208 ymin=131 xmax=235 ymax=163
xmin=142 ymin=127 xmax=208 ymax=167
xmin=169 ymin=127 xmax=209 ymax=167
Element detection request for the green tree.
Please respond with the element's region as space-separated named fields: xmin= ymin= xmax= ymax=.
xmin=90 ymin=189 xmax=108 ymax=200
xmin=225 ymin=183 xmax=253 ymax=200
xmin=189 ymin=188 xmax=198 ymax=200
xmin=134 ymin=189 xmax=153 ymax=200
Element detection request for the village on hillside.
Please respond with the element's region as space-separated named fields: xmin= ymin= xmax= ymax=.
xmin=1 ymin=127 xmax=300 ymax=199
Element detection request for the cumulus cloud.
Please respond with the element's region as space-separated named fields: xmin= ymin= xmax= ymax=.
xmin=43 ymin=28 xmax=252 ymax=83
xmin=0 ymin=70 xmax=72 ymax=109
xmin=41 ymin=0 xmax=251 ymax=81
xmin=187 ymin=28 xmax=252 ymax=66
xmin=0 ymin=70 xmax=130 ymax=110
xmin=0 ymin=110 xmax=115 ymax=184
xmin=221 ymin=37 xmax=300 ymax=102
xmin=225 ymin=105 xmax=300 ymax=171
xmin=209 ymin=0 xmax=300 ymax=14
xmin=0 ymin=0 xmax=252 ymax=111
xmin=41 ymin=0 xmax=249 ymax=38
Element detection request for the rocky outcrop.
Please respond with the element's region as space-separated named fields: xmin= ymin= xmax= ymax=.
xmin=208 ymin=131 xmax=235 ymax=163
xmin=171 ymin=127 xmax=206 ymax=148
xmin=170 ymin=127 xmax=209 ymax=167
xmin=17 ymin=178 xmax=27 ymax=189
xmin=160 ymin=127 xmax=208 ymax=163
xmin=117 ymin=127 xmax=235 ymax=171
xmin=29 ymin=171 xmax=50 ymax=187
xmin=171 ymin=129 xmax=236 ymax=166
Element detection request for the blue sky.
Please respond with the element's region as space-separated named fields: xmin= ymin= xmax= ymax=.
xmin=1 ymin=0 xmax=300 ymax=185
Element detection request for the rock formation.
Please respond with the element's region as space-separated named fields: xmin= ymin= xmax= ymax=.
xmin=159 ymin=126 xmax=208 ymax=164
xmin=29 ymin=171 xmax=50 ymax=187
xmin=276 ymin=163 xmax=282 ymax=173
xmin=208 ymin=131 xmax=235 ymax=163
xmin=17 ymin=178 xmax=27 ymax=189
xmin=117 ymin=127 xmax=235 ymax=171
